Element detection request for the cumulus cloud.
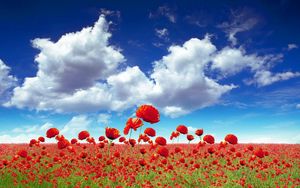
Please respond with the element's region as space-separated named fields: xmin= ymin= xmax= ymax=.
xmin=5 ymin=15 xmax=298 ymax=118
xmin=148 ymin=36 xmax=236 ymax=116
xmin=6 ymin=15 xmax=124 ymax=111
xmin=0 ymin=59 xmax=17 ymax=98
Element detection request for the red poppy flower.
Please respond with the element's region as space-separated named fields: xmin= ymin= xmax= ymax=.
xmin=140 ymin=148 xmax=147 ymax=154
xmin=29 ymin=139 xmax=38 ymax=146
xmin=170 ymin=131 xmax=180 ymax=140
xmin=57 ymin=139 xmax=70 ymax=149
xmin=119 ymin=137 xmax=126 ymax=143
xmin=207 ymin=147 xmax=215 ymax=154
xmin=98 ymin=136 xmax=105 ymax=142
xmin=195 ymin=129 xmax=203 ymax=136
xmin=136 ymin=104 xmax=160 ymax=124
xmin=71 ymin=138 xmax=77 ymax=144
xmin=225 ymin=134 xmax=238 ymax=145
xmin=139 ymin=159 xmax=146 ymax=166
xmin=187 ymin=134 xmax=194 ymax=141
xmin=126 ymin=117 xmax=143 ymax=130
xmin=129 ymin=138 xmax=136 ymax=147
xmin=38 ymin=136 xmax=45 ymax=142
xmin=176 ymin=125 xmax=188 ymax=134
xmin=254 ymin=148 xmax=264 ymax=158
xmin=155 ymin=136 xmax=167 ymax=146
xmin=157 ymin=146 xmax=169 ymax=157
xmin=123 ymin=125 xmax=130 ymax=135
xmin=144 ymin=127 xmax=156 ymax=137
xmin=78 ymin=130 xmax=90 ymax=140
xmin=18 ymin=150 xmax=28 ymax=158
xmin=175 ymin=147 xmax=182 ymax=153
xmin=203 ymin=135 xmax=215 ymax=144
xmin=46 ymin=128 xmax=59 ymax=138
xmin=105 ymin=127 xmax=120 ymax=140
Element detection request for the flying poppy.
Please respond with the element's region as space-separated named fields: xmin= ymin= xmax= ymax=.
xmin=155 ymin=136 xmax=167 ymax=146
xmin=136 ymin=104 xmax=160 ymax=124
xmin=105 ymin=127 xmax=120 ymax=140
xmin=78 ymin=131 xmax=90 ymax=140
xmin=46 ymin=128 xmax=59 ymax=138
xmin=176 ymin=125 xmax=188 ymax=134
xmin=195 ymin=129 xmax=203 ymax=136
xmin=144 ymin=127 xmax=156 ymax=137
xmin=203 ymin=135 xmax=215 ymax=144
xmin=224 ymin=134 xmax=238 ymax=145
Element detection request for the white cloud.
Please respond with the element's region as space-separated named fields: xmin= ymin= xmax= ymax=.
xmin=187 ymin=126 xmax=197 ymax=133
xmin=60 ymin=115 xmax=91 ymax=139
xmin=163 ymin=106 xmax=189 ymax=118
xmin=288 ymin=43 xmax=298 ymax=50
xmin=0 ymin=59 xmax=17 ymax=98
xmin=150 ymin=5 xmax=176 ymax=23
xmin=0 ymin=134 xmax=41 ymax=143
xmin=0 ymin=122 xmax=54 ymax=143
xmin=107 ymin=66 xmax=153 ymax=110
xmin=252 ymin=70 xmax=300 ymax=87
xmin=0 ymin=116 xmax=92 ymax=143
xmin=211 ymin=47 xmax=299 ymax=86
xmin=6 ymin=15 xmax=124 ymax=111
xmin=155 ymin=28 xmax=169 ymax=40
xmin=5 ymin=15 xmax=298 ymax=118
xmin=212 ymin=47 xmax=255 ymax=76
xmin=97 ymin=113 xmax=111 ymax=125
xmin=296 ymin=104 xmax=300 ymax=109
xmin=148 ymin=36 xmax=236 ymax=116
xmin=218 ymin=9 xmax=257 ymax=45
xmin=240 ymin=133 xmax=300 ymax=144
xmin=100 ymin=8 xmax=121 ymax=18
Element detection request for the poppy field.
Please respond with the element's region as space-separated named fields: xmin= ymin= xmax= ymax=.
xmin=0 ymin=105 xmax=299 ymax=188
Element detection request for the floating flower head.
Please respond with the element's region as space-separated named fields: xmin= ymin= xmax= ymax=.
xmin=136 ymin=104 xmax=160 ymax=124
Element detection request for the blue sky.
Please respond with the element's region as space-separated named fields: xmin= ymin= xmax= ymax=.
xmin=0 ymin=0 xmax=299 ymax=143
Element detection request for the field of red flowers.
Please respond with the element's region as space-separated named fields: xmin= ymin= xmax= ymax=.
xmin=0 ymin=105 xmax=299 ymax=187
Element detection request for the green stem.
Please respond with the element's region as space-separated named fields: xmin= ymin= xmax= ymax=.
xmin=107 ymin=140 xmax=111 ymax=158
